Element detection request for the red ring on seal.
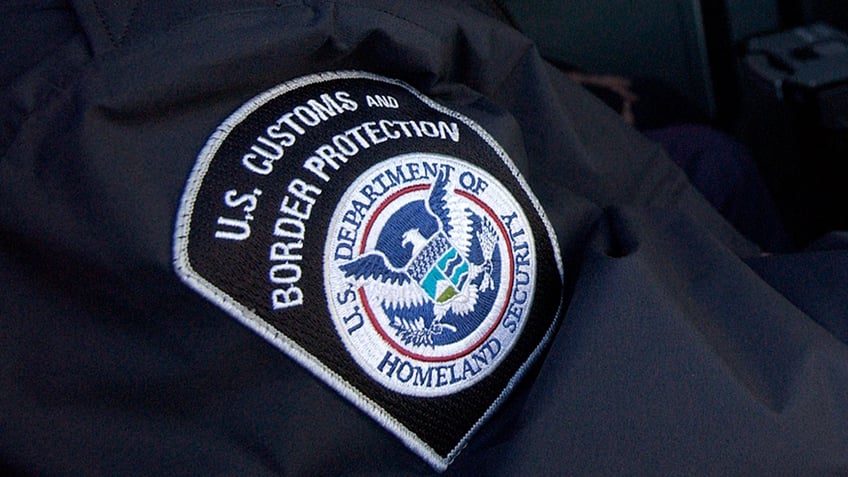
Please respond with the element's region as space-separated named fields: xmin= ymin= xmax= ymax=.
xmin=356 ymin=185 xmax=515 ymax=363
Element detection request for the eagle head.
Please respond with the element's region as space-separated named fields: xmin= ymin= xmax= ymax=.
xmin=401 ymin=229 xmax=427 ymax=256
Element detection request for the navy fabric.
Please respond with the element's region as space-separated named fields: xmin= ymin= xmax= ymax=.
xmin=644 ymin=124 xmax=794 ymax=252
xmin=2 ymin=1 xmax=847 ymax=474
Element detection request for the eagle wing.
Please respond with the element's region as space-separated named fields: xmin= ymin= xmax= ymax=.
xmin=471 ymin=214 xmax=498 ymax=262
xmin=339 ymin=253 xmax=429 ymax=309
xmin=427 ymin=171 xmax=474 ymax=258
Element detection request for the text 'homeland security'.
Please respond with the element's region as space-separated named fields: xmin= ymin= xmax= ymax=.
xmin=376 ymin=338 xmax=502 ymax=389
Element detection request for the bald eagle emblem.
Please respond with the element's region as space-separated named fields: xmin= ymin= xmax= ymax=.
xmin=339 ymin=172 xmax=500 ymax=348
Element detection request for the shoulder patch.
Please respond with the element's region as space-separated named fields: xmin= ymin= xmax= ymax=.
xmin=173 ymin=71 xmax=563 ymax=471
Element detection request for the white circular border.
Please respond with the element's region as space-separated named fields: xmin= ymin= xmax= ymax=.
xmin=325 ymin=152 xmax=536 ymax=397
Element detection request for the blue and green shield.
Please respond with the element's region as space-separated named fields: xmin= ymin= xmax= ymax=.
xmin=407 ymin=233 xmax=470 ymax=303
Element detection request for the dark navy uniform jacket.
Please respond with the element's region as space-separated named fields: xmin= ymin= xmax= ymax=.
xmin=2 ymin=1 xmax=847 ymax=475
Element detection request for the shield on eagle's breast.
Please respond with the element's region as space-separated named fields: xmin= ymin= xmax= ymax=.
xmin=406 ymin=232 xmax=469 ymax=303
xmin=434 ymin=248 xmax=469 ymax=303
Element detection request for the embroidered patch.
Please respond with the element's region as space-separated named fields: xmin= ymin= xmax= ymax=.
xmin=325 ymin=153 xmax=535 ymax=398
xmin=173 ymin=71 xmax=563 ymax=471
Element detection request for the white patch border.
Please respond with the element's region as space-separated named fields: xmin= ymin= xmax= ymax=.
xmin=172 ymin=70 xmax=564 ymax=471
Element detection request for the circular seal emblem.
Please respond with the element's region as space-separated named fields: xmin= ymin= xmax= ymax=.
xmin=325 ymin=152 xmax=536 ymax=396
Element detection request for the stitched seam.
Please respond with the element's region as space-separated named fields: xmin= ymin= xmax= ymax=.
xmin=91 ymin=0 xmax=118 ymax=47
xmin=116 ymin=0 xmax=141 ymax=46
xmin=89 ymin=0 xmax=142 ymax=48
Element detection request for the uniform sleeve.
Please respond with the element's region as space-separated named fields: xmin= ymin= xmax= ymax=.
xmin=0 ymin=0 xmax=81 ymax=88
xmin=3 ymin=1 xmax=848 ymax=475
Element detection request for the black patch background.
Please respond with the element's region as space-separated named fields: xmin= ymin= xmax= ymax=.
xmin=185 ymin=74 xmax=562 ymax=458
